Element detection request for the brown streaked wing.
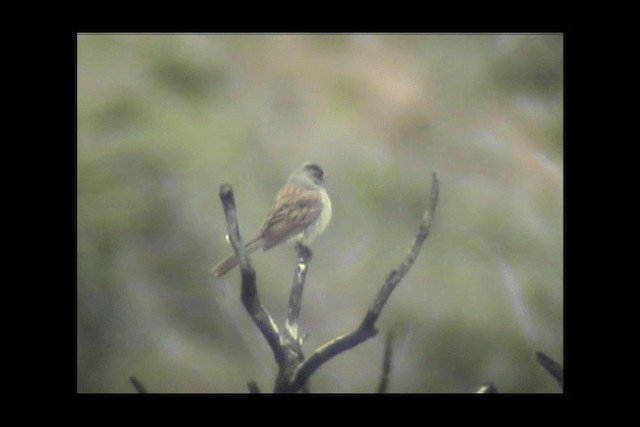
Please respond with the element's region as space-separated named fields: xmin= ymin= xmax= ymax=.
xmin=260 ymin=186 xmax=322 ymax=250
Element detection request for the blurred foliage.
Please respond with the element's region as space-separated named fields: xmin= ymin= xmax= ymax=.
xmin=77 ymin=34 xmax=563 ymax=393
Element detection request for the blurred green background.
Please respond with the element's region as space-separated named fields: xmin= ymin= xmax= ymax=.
xmin=77 ymin=34 xmax=563 ymax=393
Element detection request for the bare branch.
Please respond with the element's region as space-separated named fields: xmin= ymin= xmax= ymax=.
xmin=272 ymin=244 xmax=312 ymax=392
xmin=282 ymin=173 xmax=440 ymax=393
xmin=536 ymin=351 xmax=563 ymax=390
xmin=476 ymin=382 xmax=498 ymax=393
xmin=377 ymin=331 xmax=394 ymax=393
xmin=247 ymin=381 xmax=261 ymax=393
xmin=217 ymin=173 xmax=439 ymax=393
xmin=364 ymin=172 xmax=439 ymax=329
xmin=219 ymin=184 xmax=251 ymax=273
xmin=129 ymin=376 xmax=147 ymax=393
xmin=285 ymin=243 xmax=312 ymax=345
xmin=219 ymin=184 xmax=285 ymax=368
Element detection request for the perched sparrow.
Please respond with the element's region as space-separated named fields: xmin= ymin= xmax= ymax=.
xmin=212 ymin=162 xmax=332 ymax=277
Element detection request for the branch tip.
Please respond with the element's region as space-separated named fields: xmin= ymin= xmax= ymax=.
xmin=247 ymin=381 xmax=261 ymax=393
xmin=476 ymin=382 xmax=498 ymax=393
xmin=219 ymin=183 xmax=233 ymax=198
xmin=129 ymin=376 xmax=147 ymax=394
xmin=536 ymin=351 xmax=563 ymax=389
xmin=377 ymin=331 xmax=394 ymax=393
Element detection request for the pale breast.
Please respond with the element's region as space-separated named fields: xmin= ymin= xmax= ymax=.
xmin=299 ymin=188 xmax=332 ymax=245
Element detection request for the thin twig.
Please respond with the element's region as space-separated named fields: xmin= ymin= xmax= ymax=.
xmin=219 ymin=184 xmax=285 ymax=368
xmin=129 ymin=376 xmax=147 ymax=393
xmin=536 ymin=351 xmax=563 ymax=390
xmin=377 ymin=331 xmax=394 ymax=393
xmin=279 ymin=173 xmax=440 ymax=393
xmin=364 ymin=172 xmax=440 ymax=330
xmin=285 ymin=244 xmax=313 ymax=345
xmin=247 ymin=381 xmax=261 ymax=393
xmin=219 ymin=185 xmax=250 ymax=273
xmin=273 ymin=244 xmax=312 ymax=392
xmin=476 ymin=382 xmax=498 ymax=393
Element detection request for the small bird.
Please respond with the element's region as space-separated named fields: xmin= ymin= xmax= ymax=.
xmin=211 ymin=162 xmax=332 ymax=277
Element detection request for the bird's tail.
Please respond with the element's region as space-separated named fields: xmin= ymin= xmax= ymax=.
xmin=211 ymin=237 xmax=264 ymax=277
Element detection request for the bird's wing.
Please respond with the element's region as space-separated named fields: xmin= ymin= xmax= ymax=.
xmin=260 ymin=186 xmax=323 ymax=250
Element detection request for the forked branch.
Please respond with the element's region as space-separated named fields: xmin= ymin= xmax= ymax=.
xmin=219 ymin=185 xmax=286 ymax=368
xmin=277 ymin=173 xmax=440 ymax=392
xmin=218 ymin=173 xmax=439 ymax=393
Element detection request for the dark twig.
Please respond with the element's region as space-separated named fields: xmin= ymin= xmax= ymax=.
xmin=377 ymin=331 xmax=394 ymax=393
xmin=279 ymin=173 xmax=440 ymax=393
xmin=362 ymin=172 xmax=439 ymax=332
xmin=536 ymin=351 xmax=563 ymax=390
xmin=476 ymin=382 xmax=498 ymax=393
xmin=219 ymin=184 xmax=310 ymax=393
xmin=129 ymin=376 xmax=147 ymax=393
xmin=247 ymin=381 xmax=261 ymax=393
xmin=219 ymin=185 xmax=251 ymax=274
xmin=219 ymin=185 xmax=285 ymax=368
